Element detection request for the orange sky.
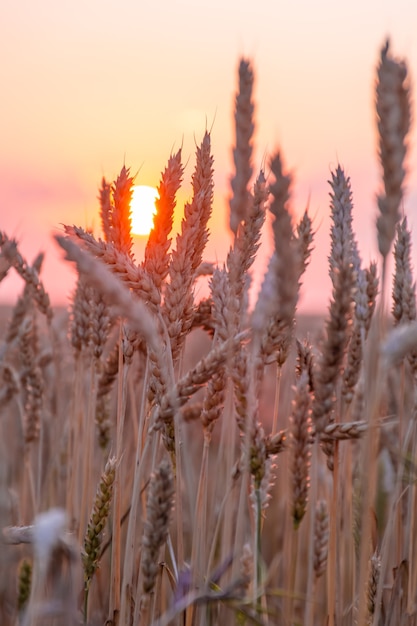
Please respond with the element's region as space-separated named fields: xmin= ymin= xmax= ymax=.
xmin=1 ymin=0 xmax=417 ymax=313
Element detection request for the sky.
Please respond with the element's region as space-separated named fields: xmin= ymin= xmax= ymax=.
xmin=1 ymin=0 xmax=417 ymax=313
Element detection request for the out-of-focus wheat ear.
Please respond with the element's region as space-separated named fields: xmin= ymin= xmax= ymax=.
xmin=111 ymin=165 xmax=134 ymax=257
xmin=56 ymin=236 xmax=162 ymax=356
xmin=99 ymin=176 xmax=113 ymax=242
xmin=376 ymin=40 xmax=410 ymax=262
xmin=190 ymin=296 xmax=215 ymax=335
xmin=140 ymin=460 xmax=174 ymax=599
xmin=252 ymin=155 xmax=298 ymax=396
xmin=313 ymin=499 xmax=329 ymax=578
xmin=82 ymin=457 xmax=116 ymax=594
xmin=95 ymin=344 xmax=119 ymax=449
xmin=296 ymin=338 xmax=315 ymax=392
xmin=6 ymin=253 xmax=44 ymax=345
xmin=17 ymin=558 xmax=32 ymax=613
xmin=265 ymin=430 xmax=287 ymax=456
xmin=0 ymin=250 xmax=11 ymax=282
xmin=88 ymin=287 xmax=112 ymax=361
xmin=366 ymin=552 xmax=381 ymax=621
xmin=19 ymin=316 xmax=43 ymax=446
xmin=0 ymin=234 xmax=53 ymax=322
xmin=201 ymin=366 xmax=226 ymax=438
xmin=365 ymin=261 xmax=379 ymax=333
xmin=392 ymin=218 xmax=416 ymax=326
xmin=0 ymin=363 xmax=20 ymax=407
xmin=291 ymin=372 xmax=312 ymax=529
xmin=342 ymin=268 xmax=368 ymax=405
xmin=230 ymin=58 xmax=254 ymax=235
xmin=226 ymin=170 xmax=268 ymax=341
xmin=27 ymin=508 xmax=80 ymax=625
xmin=266 ymin=152 xmax=299 ymax=329
xmin=391 ymin=219 xmax=417 ymax=375
xmin=144 ymin=149 xmax=183 ymax=290
xmin=239 ymin=543 xmax=253 ymax=597
xmin=6 ymin=289 xmax=34 ymax=346
xmin=65 ymin=226 xmax=162 ymax=309
xmin=295 ymin=209 xmax=314 ymax=282
xmin=69 ymin=274 xmax=92 ymax=355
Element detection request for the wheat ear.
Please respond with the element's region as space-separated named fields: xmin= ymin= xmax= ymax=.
xmin=139 ymin=460 xmax=174 ymax=618
xmin=82 ymin=457 xmax=116 ymax=618
xmin=144 ymin=149 xmax=183 ymax=289
xmin=376 ymin=40 xmax=410 ymax=263
xmin=230 ymin=58 xmax=254 ymax=234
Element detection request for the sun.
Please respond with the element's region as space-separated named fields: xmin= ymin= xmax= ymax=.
xmin=130 ymin=185 xmax=159 ymax=236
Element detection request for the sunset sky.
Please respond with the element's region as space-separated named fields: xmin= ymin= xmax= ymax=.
xmin=1 ymin=0 xmax=417 ymax=313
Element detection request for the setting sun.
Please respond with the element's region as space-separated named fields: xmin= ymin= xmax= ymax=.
xmin=130 ymin=185 xmax=159 ymax=236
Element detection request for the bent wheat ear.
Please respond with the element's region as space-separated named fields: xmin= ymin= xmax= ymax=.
xmin=56 ymin=235 xmax=161 ymax=355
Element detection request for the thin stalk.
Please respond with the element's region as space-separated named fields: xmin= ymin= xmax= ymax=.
xmin=232 ymin=453 xmax=250 ymax=581
xmin=78 ymin=360 xmax=97 ymax=543
xmin=67 ymin=357 xmax=83 ymax=527
xmin=190 ymin=437 xmax=210 ymax=587
xmin=174 ymin=411 xmax=184 ymax=571
xmin=328 ymin=441 xmax=339 ymax=626
xmin=305 ymin=439 xmax=319 ymax=626
xmin=206 ymin=474 xmax=237 ymax=579
xmin=120 ymin=355 xmax=150 ymax=626
xmin=109 ymin=332 xmax=129 ymax=625
xmin=407 ymin=402 xmax=417 ymax=613
xmin=23 ymin=450 xmax=36 ymax=522
xmin=356 ymin=314 xmax=383 ymax=626
xmin=83 ymin=584 xmax=89 ymax=624
xmin=218 ymin=384 xmax=237 ymax=575
xmin=253 ymin=487 xmax=262 ymax=608
xmin=288 ymin=526 xmax=300 ymax=625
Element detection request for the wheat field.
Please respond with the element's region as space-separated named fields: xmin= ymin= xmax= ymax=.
xmin=0 ymin=39 xmax=416 ymax=626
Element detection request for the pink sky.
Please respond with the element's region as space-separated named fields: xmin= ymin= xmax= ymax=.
xmin=1 ymin=0 xmax=417 ymax=313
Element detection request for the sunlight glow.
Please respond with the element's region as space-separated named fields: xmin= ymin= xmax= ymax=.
xmin=130 ymin=185 xmax=159 ymax=236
